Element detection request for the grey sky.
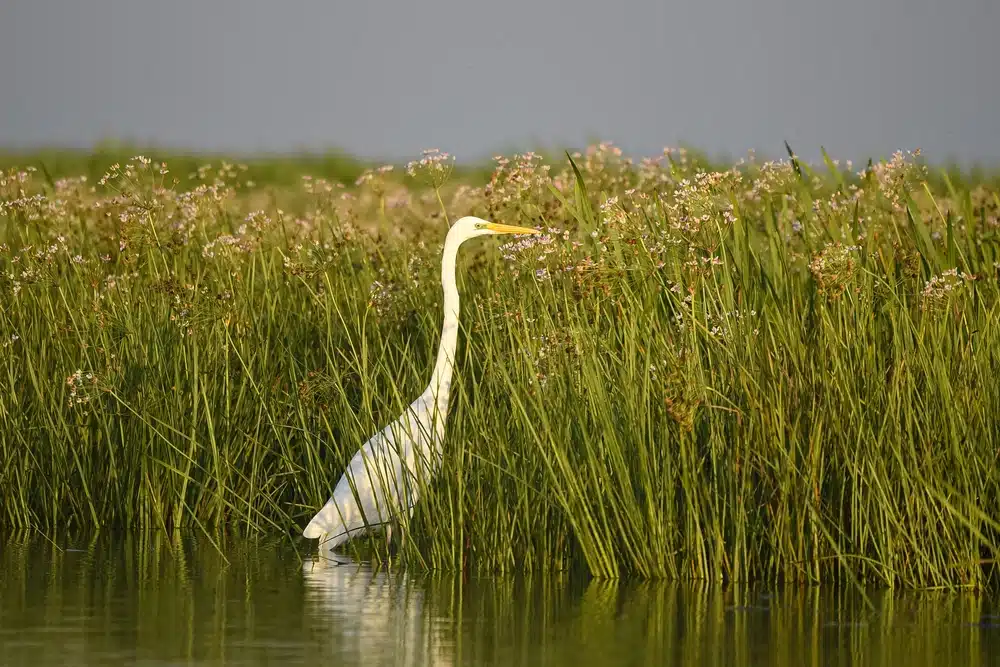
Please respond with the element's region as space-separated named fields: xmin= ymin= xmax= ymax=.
xmin=2 ymin=0 xmax=998 ymax=165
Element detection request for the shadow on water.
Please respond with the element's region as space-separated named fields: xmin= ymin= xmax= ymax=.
xmin=1 ymin=533 xmax=998 ymax=666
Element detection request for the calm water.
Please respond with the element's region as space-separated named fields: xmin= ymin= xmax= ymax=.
xmin=1 ymin=535 xmax=998 ymax=666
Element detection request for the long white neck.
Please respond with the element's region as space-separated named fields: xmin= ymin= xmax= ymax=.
xmin=428 ymin=234 xmax=462 ymax=413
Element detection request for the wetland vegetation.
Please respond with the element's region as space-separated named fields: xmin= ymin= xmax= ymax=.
xmin=2 ymin=143 xmax=999 ymax=588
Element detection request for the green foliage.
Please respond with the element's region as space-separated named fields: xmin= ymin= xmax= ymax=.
xmin=2 ymin=145 xmax=1000 ymax=589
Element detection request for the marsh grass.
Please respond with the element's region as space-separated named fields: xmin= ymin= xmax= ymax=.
xmin=2 ymin=144 xmax=1000 ymax=589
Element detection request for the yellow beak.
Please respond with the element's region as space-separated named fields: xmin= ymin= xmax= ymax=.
xmin=486 ymin=222 xmax=542 ymax=235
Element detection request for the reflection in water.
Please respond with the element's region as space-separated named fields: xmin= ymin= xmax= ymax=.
xmin=301 ymin=556 xmax=455 ymax=667
xmin=0 ymin=534 xmax=998 ymax=667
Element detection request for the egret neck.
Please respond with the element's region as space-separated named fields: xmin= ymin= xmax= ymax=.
xmin=428 ymin=231 xmax=462 ymax=415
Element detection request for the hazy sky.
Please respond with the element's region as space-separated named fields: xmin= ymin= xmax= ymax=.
xmin=2 ymin=0 xmax=998 ymax=165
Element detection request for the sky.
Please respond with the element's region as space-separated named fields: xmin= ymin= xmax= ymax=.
xmin=1 ymin=0 xmax=998 ymax=166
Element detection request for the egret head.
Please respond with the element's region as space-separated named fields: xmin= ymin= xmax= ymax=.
xmin=449 ymin=216 xmax=542 ymax=243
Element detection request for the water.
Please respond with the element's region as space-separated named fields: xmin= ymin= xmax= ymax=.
xmin=1 ymin=535 xmax=998 ymax=666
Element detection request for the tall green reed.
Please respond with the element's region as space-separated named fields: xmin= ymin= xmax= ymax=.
xmin=1 ymin=146 xmax=999 ymax=589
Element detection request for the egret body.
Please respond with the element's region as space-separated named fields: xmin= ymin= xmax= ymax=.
xmin=303 ymin=216 xmax=541 ymax=553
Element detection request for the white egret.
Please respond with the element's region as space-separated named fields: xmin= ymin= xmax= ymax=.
xmin=303 ymin=216 xmax=541 ymax=555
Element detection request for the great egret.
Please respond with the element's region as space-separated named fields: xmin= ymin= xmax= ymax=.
xmin=303 ymin=216 xmax=541 ymax=555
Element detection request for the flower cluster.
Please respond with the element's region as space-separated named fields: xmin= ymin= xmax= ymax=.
xmin=406 ymin=149 xmax=454 ymax=188
xmin=65 ymin=369 xmax=99 ymax=407
xmin=920 ymin=268 xmax=974 ymax=312
xmin=484 ymin=152 xmax=553 ymax=220
xmin=809 ymin=242 xmax=862 ymax=298
xmin=865 ymin=149 xmax=926 ymax=213
xmin=201 ymin=210 xmax=272 ymax=259
xmin=499 ymin=232 xmax=557 ymax=262
xmin=355 ymin=165 xmax=395 ymax=198
xmin=523 ymin=329 xmax=583 ymax=389
xmin=367 ymin=278 xmax=405 ymax=317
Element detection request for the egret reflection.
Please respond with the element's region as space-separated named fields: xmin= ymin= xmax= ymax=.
xmin=301 ymin=557 xmax=455 ymax=667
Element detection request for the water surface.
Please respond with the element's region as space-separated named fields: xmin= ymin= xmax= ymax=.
xmin=1 ymin=535 xmax=997 ymax=666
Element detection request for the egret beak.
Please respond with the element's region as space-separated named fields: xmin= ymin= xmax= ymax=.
xmin=486 ymin=222 xmax=542 ymax=235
